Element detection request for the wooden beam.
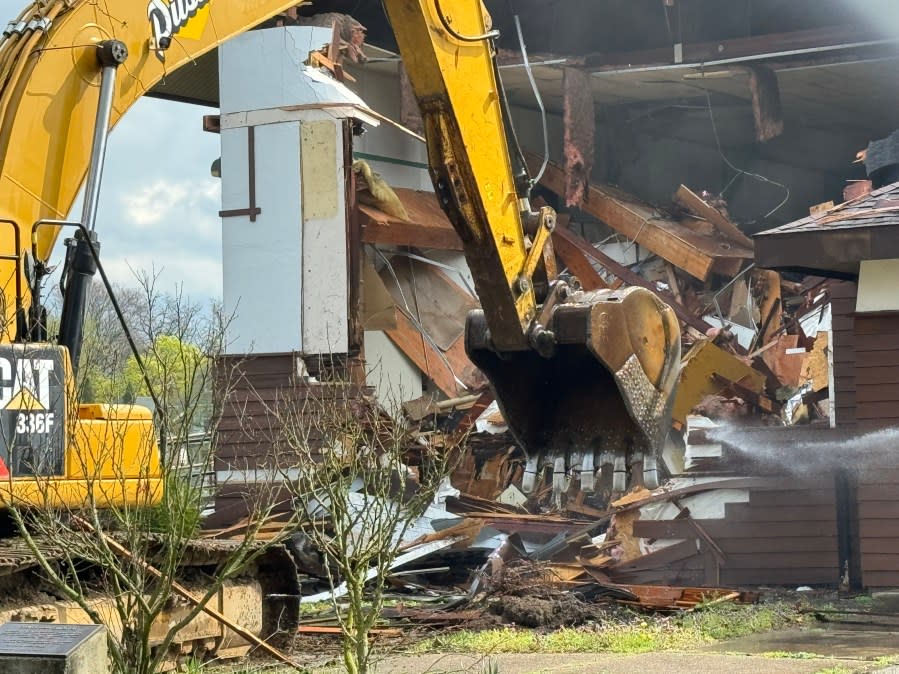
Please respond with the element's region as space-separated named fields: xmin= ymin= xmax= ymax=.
xmin=529 ymin=153 xmax=751 ymax=281
xmin=358 ymin=188 xmax=462 ymax=250
xmin=383 ymin=309 xmax=485 ymax=398
xmin=674 ymin=185 xmax=754 ymax=248
xmin=553 ymin=227 xmax=712 ymax=333
xmin=552 ymin=229 xmax=609 ymax=290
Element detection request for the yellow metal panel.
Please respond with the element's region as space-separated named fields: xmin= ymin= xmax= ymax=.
xmin=300 ymin=120 xmax=338 ymax=221
xmin=0 ymin=478 xmax=163 ymax=509
xmin=71 ymin=414 xmax=160 ymax=482
xmin=672 ymin=340 xmax=767 ymax=425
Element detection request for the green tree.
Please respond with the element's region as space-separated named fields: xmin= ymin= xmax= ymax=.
xmin=123 ymin=334 xmax=212 ymax=431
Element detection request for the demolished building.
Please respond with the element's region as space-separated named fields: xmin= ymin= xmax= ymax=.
xmin=145 ymin=2 xmax=899 ymax=591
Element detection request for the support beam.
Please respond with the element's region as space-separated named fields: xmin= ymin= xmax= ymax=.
xmin=529 ymin=154 xmax=751 ymax=281
xmin=358 ymin=188 xmax=462 ymax=250
xmin=553 ymin=227 xmax=712 ymax=333
xmin=384 ymin=309 xmax=485 ymax=398
xmin=552 ymin=228 xmax=609 ymax=290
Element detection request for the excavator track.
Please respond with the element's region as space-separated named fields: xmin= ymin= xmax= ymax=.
xmin=0 ymin=534 xmax=301 ymax=670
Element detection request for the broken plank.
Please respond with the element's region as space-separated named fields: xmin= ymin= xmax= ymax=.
xmin=297 ymin=626 xmax=402 ymax=637
xmin=384 ymin=309 xmax=483 ymax=398
xmin=671 ymin=498 xmax=727 ymax=565
xmin=359 ymin=188 xmax=462 ymax=250
xmin=552 ymin=229 xmax=610 ymax=290
xmin=674 ymin=185 xmax=754 ymax=248
xmin=553 ymin=227 xmax=712 ymax=333
xmin=530 ymin=153 xmax=751 ymax=281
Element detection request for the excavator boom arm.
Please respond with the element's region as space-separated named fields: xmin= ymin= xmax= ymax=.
xmin=380 ymin=0 xmax=543 ymax=352
xmin=0 ymin=0 xmax=304 ymax=338
xmin=382 ymin=0 xmax=682 ymax=498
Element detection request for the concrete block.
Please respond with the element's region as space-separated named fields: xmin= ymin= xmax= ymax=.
xmin=0 ymin=623 xmax=107 ymax=674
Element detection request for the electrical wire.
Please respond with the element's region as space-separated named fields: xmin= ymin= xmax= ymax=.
xmin=513 ymin=14 xmax=548 ymax=187
xmin=372 ymin=248 xmax=466 ymax=389
xmin=705 ymin=91 xmax=790 ymax=218
xmin=385 ymin=250 xmax=477 ymax=297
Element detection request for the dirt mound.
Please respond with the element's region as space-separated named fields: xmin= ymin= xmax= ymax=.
xmin=492 ymin=593 xmax=600 ymax=628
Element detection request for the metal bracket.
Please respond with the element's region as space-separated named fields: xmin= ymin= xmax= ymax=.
xmin=521 ymin=206 xmax=555 ymax=283
xmin=219 ymin=126 xmax=262 ymax=222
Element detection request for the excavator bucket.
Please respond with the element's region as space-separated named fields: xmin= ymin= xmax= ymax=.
xmin=466 ymin=286 xmax=681 ymax=501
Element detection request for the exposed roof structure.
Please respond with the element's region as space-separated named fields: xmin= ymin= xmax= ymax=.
xmin=755 ymin=182 xmax=899 ymax=277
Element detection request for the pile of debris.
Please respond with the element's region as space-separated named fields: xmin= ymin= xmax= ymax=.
xmin=333 ymin=140 xmax=846 ymax=605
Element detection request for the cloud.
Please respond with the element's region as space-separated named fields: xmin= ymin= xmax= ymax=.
xmin=121 ymin=180 xmax=189 ymax=226
xmin=90 ymin=97 xmax=224 ymax=300
xmin=119 ymin=177 xmax=221 ymax=235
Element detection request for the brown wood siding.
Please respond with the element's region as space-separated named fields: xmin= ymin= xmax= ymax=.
xmin=207 ymin=353 xmax=367 ymax=528
xmin=629 ymin=481 xmax=839 ymax=587
xmin=854 ymin=314 xmax=899 ymax=430
xmin=857 ymin=470 xmax=899 ymax=587
xmin=830 ymin=281 xmax=858 ymax=428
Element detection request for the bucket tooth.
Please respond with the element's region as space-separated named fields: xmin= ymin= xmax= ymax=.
xmin=522 ymin=454 xmax=540 ymax=494
xmin=612 ymin=454 xmax=627 ymax=494
xmin=466 ymin=285 xmax=680 ymax=500
xmin=580 ymin=451 xmax=596 ymax=494
xmin=644 ymin=454 xmax=660 ymax=490
xmin=551 ymin=455 xmax=567 ymax=507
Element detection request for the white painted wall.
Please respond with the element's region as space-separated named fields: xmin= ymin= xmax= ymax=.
xmin=348 ymin=67 xmax=431 ymax=191
xmin=219 ymin=27 xmax=350 ymax=355
xmin=220 ymin=27 xmax=334 ymax=114
xmin=363 ymin=331 xmax=422 ymax=416
xmin=220 ymin=121 xmax=303 ymax=354
xmin=856 ymin=259 xmax=899 ymax=313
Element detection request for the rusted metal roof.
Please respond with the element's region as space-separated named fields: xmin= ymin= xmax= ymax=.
xmin=754 ymin=182 xmax=899 ymax=277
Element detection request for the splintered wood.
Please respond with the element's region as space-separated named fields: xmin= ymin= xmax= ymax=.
xmin=528 ymin=153 xmax=752 ymax=281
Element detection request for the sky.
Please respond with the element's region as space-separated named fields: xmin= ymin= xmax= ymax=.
xmin=95 ymin=97 xmax=223 ymax=301
xmin=2 ymin=0 xmax=222 ymax=301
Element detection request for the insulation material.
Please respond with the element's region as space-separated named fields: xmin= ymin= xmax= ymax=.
xmin=296 ymin=12 xmax=367 ymax=62
xmin=748 ymin=65 xmax=783 ymax=142
xmin=799 ymin=332 xmax=829 ymax=392
xmin=562 ymin=67 xmax=594 ymax=207
xmin=353 ymin=160 xmax=409 ymax=220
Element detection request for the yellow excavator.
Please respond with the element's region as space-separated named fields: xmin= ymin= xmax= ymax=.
xmin=0 ymin=0 xmax=680 ymax=659
xmin=381 ymin=2 xmax=681 ymax=498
